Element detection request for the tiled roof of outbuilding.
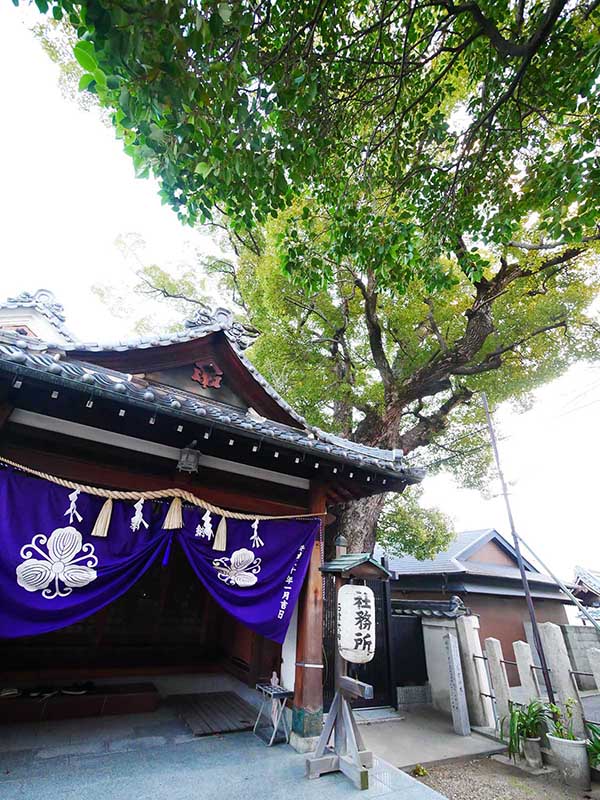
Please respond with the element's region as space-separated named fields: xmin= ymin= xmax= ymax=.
xmin=384 ymin=529 xmax=558 ymax=585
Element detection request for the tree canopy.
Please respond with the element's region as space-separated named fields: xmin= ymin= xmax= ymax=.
xmin=21 ymin=0 xmax=600 ymax=293
xmin=132 ymin=205 xmax=600 ymax=550
xmin=20 ymin=0 xmax=600 ymax=553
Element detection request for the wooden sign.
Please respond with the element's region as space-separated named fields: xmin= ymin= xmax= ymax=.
xmin=337 ymin=584 xmax=376 ymax=664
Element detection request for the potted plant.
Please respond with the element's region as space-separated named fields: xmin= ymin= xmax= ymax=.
xmin=502 ymin=700 xmax=548 ymax=769
xmin=586 ymin=722 xmax=600 ymax=782
xmin=547 ymin=699 xmax=591 ymax=790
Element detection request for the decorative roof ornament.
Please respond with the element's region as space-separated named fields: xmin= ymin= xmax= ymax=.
xmin=184 ymin=305 xmax=258 ymax=351
xmin=3 ymin=289 xmax=66 ymax=322
xmin=574 ymin=565 xmax=600 ymax=597
xmin=0 ymin=289 xmax=75 ymax=342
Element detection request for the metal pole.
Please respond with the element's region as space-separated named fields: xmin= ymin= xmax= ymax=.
xmin=516 ymin=536 xmax=600 ymax=634
xmin=481 ymin=392 xmax=555 ymax=704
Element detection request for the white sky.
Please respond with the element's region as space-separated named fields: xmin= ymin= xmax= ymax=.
xmin=1 ymin=5 xmax=599 ymax=584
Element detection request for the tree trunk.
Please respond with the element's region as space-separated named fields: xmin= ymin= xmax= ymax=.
xmin=336 ymin=493 xmax=388 ymax=553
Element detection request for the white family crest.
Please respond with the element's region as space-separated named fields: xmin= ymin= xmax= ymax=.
xmin=212 ymin=548 xmax=261 ymax=587
xmin=16 ymin=527 xmax=98 ymax=600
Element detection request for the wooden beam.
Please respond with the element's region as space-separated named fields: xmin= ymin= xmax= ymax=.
xmin=0 ymin=443 xmax=307 ymax=516
xmin=339 ymin=676 xmax=374 ymax=700
xmin=292 ymin=481 xmax=326 ymax=740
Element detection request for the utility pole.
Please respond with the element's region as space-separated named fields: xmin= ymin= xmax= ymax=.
xmin=481 ymin=393 xmax=555 ymax=704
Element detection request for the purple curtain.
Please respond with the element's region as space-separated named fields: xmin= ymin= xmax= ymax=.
xmin=0 ymin=467 xmax=318 ymax=643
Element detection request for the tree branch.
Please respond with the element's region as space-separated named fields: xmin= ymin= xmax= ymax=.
xmin=354 ymin=273 xmax=395 ymax=399
xmin=399 ymin=386 xmax=474 ymax=453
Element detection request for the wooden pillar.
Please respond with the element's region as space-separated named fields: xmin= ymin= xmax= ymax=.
xmin=292 ymin=482 xmax=326 ymax=744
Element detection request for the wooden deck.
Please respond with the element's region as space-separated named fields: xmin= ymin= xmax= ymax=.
xmin=170 ymin=691 xmax=257 ymax=736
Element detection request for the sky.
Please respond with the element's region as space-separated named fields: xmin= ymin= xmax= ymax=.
xmin=1 ymin=5 xmax=599 ymax=585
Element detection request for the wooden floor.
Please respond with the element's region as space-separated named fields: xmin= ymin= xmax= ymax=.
xmin=170 ymin=692 xmax=257 ymax=736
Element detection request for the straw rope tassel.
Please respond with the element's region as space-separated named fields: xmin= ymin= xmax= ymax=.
xmin=163 ymin=497 xmax=183 ymax=530
xmin=213 ymin=517 xmax=227 ymax=551
xmin=91 ymin=499 xmax=113 ymax=538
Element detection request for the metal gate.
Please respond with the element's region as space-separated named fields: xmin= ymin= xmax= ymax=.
xmin=323 ymin=576 xmax=395 ymax=710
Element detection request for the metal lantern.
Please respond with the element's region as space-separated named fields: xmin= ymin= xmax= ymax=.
xmin=177 ymin=441 xmax=201 ymax=473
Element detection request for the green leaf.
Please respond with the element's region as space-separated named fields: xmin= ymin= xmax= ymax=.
xmin=73 ymin=41 xmax=97 ymax=73
xmin=194 ymin=162 xmax=213 ymax=178
xmin=218 ymin=3 xmax=232 ymax=23
xmin=78 ymin=73 xmax=95 ymax=91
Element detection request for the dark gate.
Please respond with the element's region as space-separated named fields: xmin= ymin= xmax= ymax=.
xmin=389 ymin=614 xmax=428 ymax=688
xmin=323 ymin=576 xmax=395 ymax=710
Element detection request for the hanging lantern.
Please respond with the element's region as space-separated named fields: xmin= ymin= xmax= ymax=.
xmin=177 ymin=440 xmax=201 ymax=473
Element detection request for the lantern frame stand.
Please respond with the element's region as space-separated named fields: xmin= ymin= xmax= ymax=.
xmin=306 ymin=537 xmax=391 ymax=790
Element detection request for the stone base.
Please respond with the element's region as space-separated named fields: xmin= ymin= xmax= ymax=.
xmin=289 ymin=731 xmax=320 ymax=754
xmin=492 ymin=753 xmax=558 ymax=777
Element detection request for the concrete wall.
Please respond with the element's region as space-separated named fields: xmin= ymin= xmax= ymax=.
xmin=392 ymin=589 xmax=569 ymax=687
xmin=562 ymin=624 xmax=600 ymax=691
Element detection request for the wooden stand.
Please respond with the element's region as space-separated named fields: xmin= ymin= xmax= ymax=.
xmin=306 ymin=677 xmax=374 ymax=789
xmin=306 ymin=540 xmax=390 ymax=790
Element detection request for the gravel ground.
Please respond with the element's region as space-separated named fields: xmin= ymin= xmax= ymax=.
xmin=417 ymin=757 xmax=598 ymax=800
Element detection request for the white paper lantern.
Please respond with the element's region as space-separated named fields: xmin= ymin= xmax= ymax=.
xmin=337 ymin=584 xmax=376 ymax=664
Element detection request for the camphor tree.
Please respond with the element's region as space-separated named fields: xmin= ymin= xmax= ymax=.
xmin=20 ymin=0 xmax=600 ymax=551
xmin=133 ymin=208 xmax=600 ymax=553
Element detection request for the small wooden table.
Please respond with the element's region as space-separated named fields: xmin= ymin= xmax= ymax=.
xmin=253 ymin=683 xmax=294 ymax=746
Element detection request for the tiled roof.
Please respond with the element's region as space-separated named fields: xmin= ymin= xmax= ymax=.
xmin=321 ymin=554 xmax=391 ymax=577
xmin=0 ymin=290 xmax=75 ymax=342
xmin=383 ymin=529 xmax=493 ymax=576
xmin=385 ymin=529 xmax=557 ymax=584
xmin=574 ymin=566 xmax=600 ymax=597
xmin=391 ymin=596 xmax=470 ymax=618
xmin=463 ymin=560 xmax=558 ymax=585
xmin=65 ymin=305 xmax=258 ymax=353
xmin=0 ymin=321 xmax=421 ymax=482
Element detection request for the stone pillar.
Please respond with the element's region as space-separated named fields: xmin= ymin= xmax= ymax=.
xmin=445 ymin=631 xmax=471 ymax=736
xmin=514 ymin=640 xmax=539 ymax=702
xmin=421 ymin=617 xmax=457 ymax=716
xmin=290 ymin=484 xmax=325 ymax=752
xmin=456 ymin=615 xmax=495 ymax=728
xmin=485 ymin=637 xmax=511 ymax=728
xmin=589 ymin=647 xmax=600 ymax=692
xmin=539 ymin=621 xmax=585 ymax=738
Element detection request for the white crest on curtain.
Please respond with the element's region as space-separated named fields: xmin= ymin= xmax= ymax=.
xmin=250 ymin=519 xmax=264 ymax=548
xmin=212 ymin=548 xmax=261 ymax=587
xmin=16 ymin=527 xmax=98 ymax=600
xmin=64 ymin=489 xmax=83 ymax=524
xmin=130 ymin=499 xmax=149 ymax=532
xmin=195 ymin=509 xmax=214 ymax=539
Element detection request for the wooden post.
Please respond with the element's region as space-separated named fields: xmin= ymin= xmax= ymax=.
xmin=291 ymin=482 xmax=326 ymax=744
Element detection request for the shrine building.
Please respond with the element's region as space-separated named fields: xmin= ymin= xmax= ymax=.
xmin=0 ymin=290 xmax=420 ymax=748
